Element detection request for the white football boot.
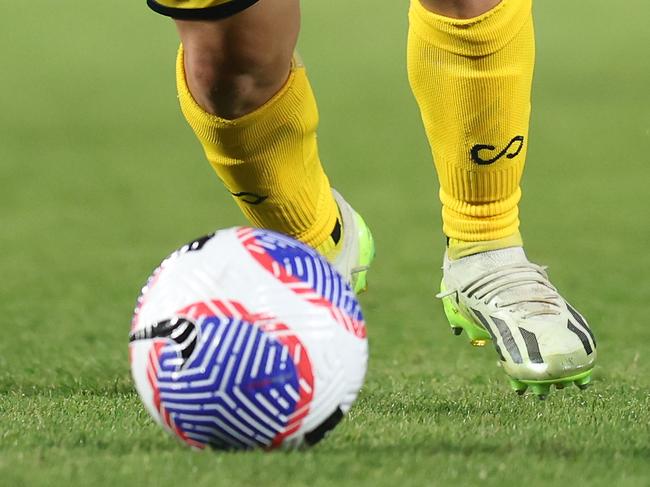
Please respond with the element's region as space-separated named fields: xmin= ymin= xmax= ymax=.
xmin=437 ymin=246 xmax=596 ymax=398
xmin=328 ymin=190 xmax=375 ymax=294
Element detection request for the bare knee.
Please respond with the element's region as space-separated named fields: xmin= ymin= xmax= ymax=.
xmin=180 ymin=28 xmax=293 ymax=119
xmin=176 ymin=2 xmax=299 ymax=119
xmin=420 ymin=0 xmax=502 ymax=19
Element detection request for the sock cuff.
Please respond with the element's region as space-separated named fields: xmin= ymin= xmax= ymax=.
xmin=408 ymin=0 xmax=532 ymax=56
xmin=441 ymin=185 xmax=522 ymax=243
xmin=176 ymin=45 xmax=313 ymax=153
xmin=447 ymin=232 xmax=524 ymax=259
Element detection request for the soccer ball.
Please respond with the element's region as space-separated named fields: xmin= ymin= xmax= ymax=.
xmin=129 ymin=227 xmax=368 ymax=450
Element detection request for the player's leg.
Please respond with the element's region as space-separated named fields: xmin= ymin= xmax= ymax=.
xmin=174 ymin=1 xmax=336 ymax=251
xmin=407 ymin=0 xmax=596 ymax=396
xmin=149 ymin=0 xmax=374 ymax=292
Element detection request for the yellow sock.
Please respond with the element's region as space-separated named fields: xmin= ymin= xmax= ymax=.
xmin=407 ymin=0 xmax=534 ymax=259
xmin=176 ymin=46 xmax=340 ymax=253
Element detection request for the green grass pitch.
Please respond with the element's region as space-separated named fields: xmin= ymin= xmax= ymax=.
xmin=2 ymin=1 xmax=650 ymax=485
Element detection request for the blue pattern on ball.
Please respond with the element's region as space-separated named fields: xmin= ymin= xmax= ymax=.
xmin=249 ymin=229 xmax=364 ymax=324
xmin=155 ymin=315 xmax=301 ymax=449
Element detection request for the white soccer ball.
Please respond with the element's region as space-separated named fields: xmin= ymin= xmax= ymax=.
xmin=129 ymin=227 xmax=368 ymax=450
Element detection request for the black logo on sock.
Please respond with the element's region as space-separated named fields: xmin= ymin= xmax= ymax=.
xmin=470 ymin=135 xmax=525 ymax=165
xmin=230 ymin=191 xmax=268 ymax=205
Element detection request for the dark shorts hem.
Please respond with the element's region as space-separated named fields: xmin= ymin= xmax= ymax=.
xmin=147 ymin=0 xmax=260 ymax=20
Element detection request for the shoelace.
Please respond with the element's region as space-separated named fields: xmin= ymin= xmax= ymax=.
xmin=351 ymin=265 xmax=370 ymax=275
xmin=437 ymin=262 xmax=562 ymax=318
